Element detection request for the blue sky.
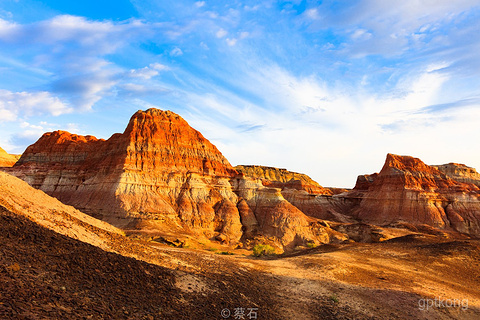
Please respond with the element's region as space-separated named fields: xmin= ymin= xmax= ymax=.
xmin=1 ymin=0 xmax=480 ymax=187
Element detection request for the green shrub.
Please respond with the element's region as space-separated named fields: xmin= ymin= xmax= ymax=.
xmin=252 ymin=244 xmax=276 ymax=257
xmin=218 ymin=251 xmax=235 ymax=255
xmin=329 ymin=294 xmax=339 ymax=303
xmin=306 ymin=242 xmax=317 ymax=248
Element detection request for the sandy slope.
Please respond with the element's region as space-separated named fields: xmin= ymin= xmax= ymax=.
xmin=0 ymin=171 xmax=123 ymax=249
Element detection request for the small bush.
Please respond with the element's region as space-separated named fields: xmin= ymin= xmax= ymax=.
xmin=252 ymin=244 xmax=276 ymax=257
xmin=218 ymin=251 xmax=235 ymax=255
xmin=306 ymin=242 xmax=317 ymax=248
xmin=329 ymin=294 xmax=339 ymax=303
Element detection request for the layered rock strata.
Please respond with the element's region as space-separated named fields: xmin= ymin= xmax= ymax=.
xmin=433 ymin=163 xmax=480 ymax=187
xmin=235 ymin=165 xmax=333 ymax=195
xmin=235 ymin=165 xmax=354 ymax=223
xmin=347 ymin=154 xmax=480 ymax=236
xmin=6 ymin=109 xmax=338 ymax=249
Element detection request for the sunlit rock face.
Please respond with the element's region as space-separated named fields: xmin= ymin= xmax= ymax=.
xmin=7 ymin=109 xmax=242 ymax=243
xmin=433 ymin=163 xmax=480 ymax=187
xmin=6 ymin=108 xmax=339 ymax=249
xmin=346 ymin=153 xmax=480 ymax=236
xmin=231 ymin=175 xmax=347 ymax=249
xmin=0 ymin=147 xmax=19 ymax=167
xmin=235 ymin=165 xmax=354 ymax=223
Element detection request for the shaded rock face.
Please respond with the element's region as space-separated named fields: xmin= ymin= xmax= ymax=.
xmin=347 ymin=154 xmax=480 ymax=236
xmin=0 ymin=147 xmax=19 ymax=167
xmin=6 ymin=108 xmax=337 ymax=249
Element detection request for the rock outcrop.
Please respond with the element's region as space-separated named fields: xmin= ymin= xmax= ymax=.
xmin=5 ymin=108 xmax=339 ymax=249
xmin=235 ymin=165 xmax=333 ymax=195
xmin=232 ymin=175 xmax=347 ymax=249
xmin=433 ymin=163 xmax=480 ymax=187
xmin=235 ymin=165 xmax=353 ymax=223
xmin=7 ymin=109 xmax=242 ymax=243
xmin=0 ymin=147 xmax=19 ymax=167
xmin=346 ymin=154 xmax=480 ymax=236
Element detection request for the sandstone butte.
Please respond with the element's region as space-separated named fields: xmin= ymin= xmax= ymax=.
xmin=0 ymin=146 xmax=20 ymax=167
xmin=5 ymin=108 xmax=345 ymax=251
xmin=347 ymin=153 xmax=480 ymax=236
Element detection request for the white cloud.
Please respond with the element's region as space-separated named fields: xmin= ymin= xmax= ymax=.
xmin=0 ymin=15 xmax=175 ymax=112
xmin=0 ymin=18 xmax=18 ymax=40
xmin=173 ymin=57 xmax=479 ymax=186
xmin=129 ymin=63 xmax=168 ymax=80
xmin=170 ymin=47 xmax=183 ymax=56
xmin=226 ymin=38 xmax=237 ymax=46
xmin=129 ymin=67 xmax=159 ymax=79
xmin=304 ymin=8 xmax=319 ymax=20
xmin=0 ymin=90 xmax=72 ymax=121
xmin=129 ymin=62 xmax=170 ymax=80
xmin=9 ymin=121 xmax=82 ymax=149
xmin=351 ymin=28 xmax=371 ymax=40
xmin=51 ymin=70 xmax=118 ymax=111
xmin=216 ymin=28 xmax=228 ymax=38
xmin=150 ymin=63 xmax=169 ymax=71
xmin=195 ymin=1 xmax=206 ymax=8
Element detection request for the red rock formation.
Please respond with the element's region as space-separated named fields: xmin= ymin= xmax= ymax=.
xmin=231 ymin=176 xmax=347 ymax=248
xmin=433 ymin=163 xmax=480 ymax=187
xmin=6 ymin=108 xmax=340 ymax=249
xmin=234 ymin=165 xmax=333 ymax=195
xmin=8 ymin=109 xmax=242 ymax=243
xmin=347 ymin=154 xmax=480 ymax=236
xmin=235 ymin=165 xmax=353 ymax=223
xmin=0 ymin=147 xmax=19 ymax=167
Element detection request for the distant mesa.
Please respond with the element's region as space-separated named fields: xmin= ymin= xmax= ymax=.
xmin=3 ymin=109 xmax=480 ymax=250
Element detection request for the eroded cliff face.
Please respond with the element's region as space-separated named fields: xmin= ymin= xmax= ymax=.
xmin=234 ymin=165 xmax=333 ymax=195
xmin=347 ymin=154 xmax=480 ymax=236
xmin=6 ymin=108 xmax=338 ymax=249
xmin=235 ymin=165 xmax=354 ymax=223
xmin=7 ymin=109 xmax=242 ymax=243
xmin=231 ymin=176 xmax=347 ymax=249
xmin=0 ymin=147 xmax=19 ymax=167
xmin=433 ymin=163 xmax=480 ymax=187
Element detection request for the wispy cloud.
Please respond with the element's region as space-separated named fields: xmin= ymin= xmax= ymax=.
xmin=0 ymin=89 xmax=71 ymax=121
xmin=10 ymin=121 xmax=81 ymax=147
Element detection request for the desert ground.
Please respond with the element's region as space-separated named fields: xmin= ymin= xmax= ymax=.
xmin=2 ymin=200 xmax=479 ymax=319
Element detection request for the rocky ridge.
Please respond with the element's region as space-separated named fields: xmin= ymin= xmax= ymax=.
xmin=235 ymin=165 xmax=353 ymax=223
xmin=433 ymin=162 xmax=480 ymax=187
xmin=4 ymin=108 xmax=480 ymax=246
xmin=6 ymin=109 xmax=339 ymax=250
xmin=346 ymin=153 xmax=480 ymax=236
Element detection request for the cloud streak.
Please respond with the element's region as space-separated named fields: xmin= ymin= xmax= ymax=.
xmin=0 ymin=89 xmax=71 ymax=121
